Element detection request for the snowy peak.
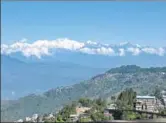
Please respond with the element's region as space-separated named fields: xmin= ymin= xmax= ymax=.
xmin=1 ymin=38 xmax=166 ymax=58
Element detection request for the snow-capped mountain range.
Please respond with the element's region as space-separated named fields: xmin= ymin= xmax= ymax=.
xmin=1 ymin=38 xmax=166 ymax=59
xmin=1 ymin=38 xmax=166 ymax=99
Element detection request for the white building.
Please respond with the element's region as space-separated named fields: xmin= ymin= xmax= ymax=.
xmin=25 ymin=117 xmax=31 ymax=122
xmin=69 ymin=114 xmax=79 ymax=122
xmin=163 ymin=95 xmax=166 ymax=104
xmin=136 ymin=96 xmax=157 ymax=112
xmin=107 ymin=103 xmax=116 ymax=110
xmin=47 ymin=113 xmax=54 ymax=119
xmin=31 ymin=114 xmax=38 ymax=121
xmin=15 ymin=119 xmax=23 ymax=122
xmin=161 ymin=90 xmax=166 ymax=95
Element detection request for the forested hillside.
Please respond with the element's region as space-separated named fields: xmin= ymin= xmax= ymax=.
xmin=1 ymin=65 xmax=166 ymax=121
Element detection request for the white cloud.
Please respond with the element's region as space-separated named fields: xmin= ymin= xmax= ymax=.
xmin=142 ymin=47 xmax=165 ymax=56
xmin=158 ymin=48 xmax=165 ymax=56
xmin=79 ymin=48 xmax=96 ymax=54
xmin=80 ymin=47 xmax=115 ymax=56
xmin=1 ymin=38 xmax=85 ymax=58
xmin=96 ymin=47 xmax=115 ymax=56
xmin=142 ymin=47 xmax=157 ymax=54
xmin=1 ymin=38 xmax=166 ymax=58
xmin=86 ymin=40 xmax=97 ymax=45
xmin=127 ymin=47 xmax=141 ymax=55
xmin=119 ymin=48 xmax=125 ymax=56
xmin=1 ymin=44 xmax=9 ymax=54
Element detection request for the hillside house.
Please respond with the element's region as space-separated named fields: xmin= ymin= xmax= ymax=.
xmin=135 ymin=96 xmax=163 ymax=113
xmin=76 ymin=106 xmax=91 ymax=114
xmin=163 ymin=95 xmax=166 ymax=105
xmin=69 ymin=106 xmax=91 ymax=122
xmin=69 ymin=114 xmax=79 ymax=122
xmin=107 ymin=103 xmax=116 ymax=110
xmin=31 ymin=114 xmax=38 ymax=122
xmin=104 ymin=109 xmax=112 ymax=117
xmin=25 ymin=117 xmax=31 ymax=122
xmin=15 ymin=119 xmax=23 ymax=122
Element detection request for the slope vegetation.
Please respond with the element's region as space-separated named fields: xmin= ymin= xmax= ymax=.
xmin=1 ymin=65 xmax=166 ymax=121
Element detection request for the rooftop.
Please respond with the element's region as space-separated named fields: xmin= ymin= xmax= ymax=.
xmin=136 ymin=96 xmax=155 ymax=99
xmin=70 ymin=114 xmax=79 ymax=117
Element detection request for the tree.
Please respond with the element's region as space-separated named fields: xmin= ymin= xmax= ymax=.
xmin=78 ymin=98 xmax=93 ymax=107
xmin=90 ymin=111 xmax=110 ymax=121
xmin=122 ymin=111 xmax=137 ymax=120
xmin=140 ymin=113 xmax=147 ymax=119
xmin=79 ymin=117 xmax=91 ymax=122
xmin=95 ymin=98 xmax=107 ymax=108
xmin=161 ymin=109 xmax=166 ymax=115
xmin=56 ymin=102 xmax=77 ymax=122
xmin=114 ymin=88 xmax=137 ymax=120
xmin=55 ymin=115 xmax=64 ymax=122
xmin=111 ymin=96 xmax=116 ymax=103
xmin=153 ymin=87 xmax=165 ymax=107
xmin=153 ymin=87 xmax=162 ymax=99
xmin=116 ymin=88 xmax=137 ymax=110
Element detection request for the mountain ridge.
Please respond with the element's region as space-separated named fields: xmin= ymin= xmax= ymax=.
xmin=1 ymin=65 xmax=166 ymax=121
xmin=1 ymin=38 xmax=166 ymax=59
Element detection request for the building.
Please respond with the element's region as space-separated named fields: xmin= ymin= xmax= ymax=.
xmin=69 ymin=114 xmax=79 ymax=122
xmin=15 ymin=119 xmax=23 ymax=122
xmin=69 ymin=107 xmax=91 ymax=122
xmin=107 ymin=103 xmax=116 ymax=110
xmin=104 ymin=109 xmax=112 ymax=117
xmin=135 ymin=96 xmax=163 ymax=113
xmin=47 ymin=113 xmax=54 ymax=119
xmin=161 ymin=90 xmax=166 ymax=95
xmin=25 ymin=117 xmax=31 ymax=122
xmin=31 ymin=114 xmax=38 ymax=121
xmin=163 ymin=95 xmax=166 ymax=104
xmin=76 ymin=106 xmax=91 ymax=114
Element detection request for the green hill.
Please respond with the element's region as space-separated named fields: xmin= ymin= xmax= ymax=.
xmin=1 ymin=65 xmax=166 ymax=121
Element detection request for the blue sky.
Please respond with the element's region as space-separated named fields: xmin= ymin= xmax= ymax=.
xmin=2 ymin=2 xmax=166 ymax=47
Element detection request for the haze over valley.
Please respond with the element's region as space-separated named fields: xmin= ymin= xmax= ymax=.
xmin=1 ymin=39 xmax=166 ymax=99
